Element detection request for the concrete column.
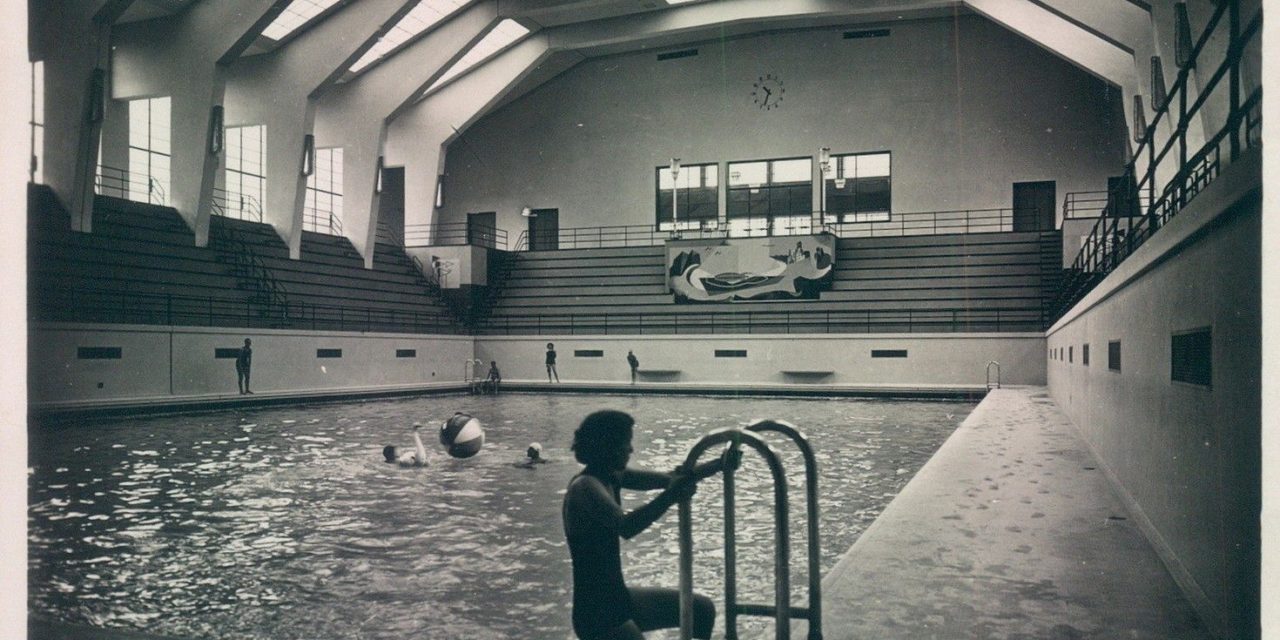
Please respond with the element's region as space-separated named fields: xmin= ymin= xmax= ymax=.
xmin=111 ymin=0 xmax=291 ymax=246
xmin=313 ymin=0 xmax=497 ymax=268
xmin=30 ymin=0 xmax=120 ymax=231
xmin=224 ymin=0 xmax=415 ymax=259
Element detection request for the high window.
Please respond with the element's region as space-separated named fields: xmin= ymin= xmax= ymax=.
xmin=727 ymin=157 xmax=812 ymax=236
xmin=656 ymin=162 xmax=717 ymax=231
xmin=127 ymin=97 xmax=171 ymax=204
xmin=261 ymin=0 xmax=341 ymax=42
xmin=824 ymin=151 xmax=890 ymax=223
xmin=30 ymin=61 xmax=43 ymax=184
xmin=224 ymin=125 xmax=266 ymax=220
xmin=348 ymin=0 xmax=470 ymax=74
xmin=305 ymin=148 xmax=344 ymax=235
xmin=422 ymin=19 xmax=530 ymax=96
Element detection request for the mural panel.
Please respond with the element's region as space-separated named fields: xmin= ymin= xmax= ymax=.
xmin=666 ymin=234 xmax=835 ymax=302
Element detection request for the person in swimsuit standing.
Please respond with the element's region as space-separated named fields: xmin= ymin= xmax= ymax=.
xmin=546 ymin=342 xmax=560 ymax=383
xmin=562 ymin=409 xmax=738 ymax=640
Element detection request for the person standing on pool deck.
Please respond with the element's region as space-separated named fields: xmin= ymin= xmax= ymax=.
xmin=382 ymin=422 xmax=429 ymax=467
xmin=562 ymin=409 xmax=738 ymax=640
xmin=546 ymin=343 xmax=560 ymax=383
xmin=236 ymin=338 xmax=253 ymax=394
xmin=626 ymin=350 xmax=639 ymax=385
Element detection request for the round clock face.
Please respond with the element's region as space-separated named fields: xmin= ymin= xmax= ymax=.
xmin=751 ymin=74 xmax=784 ymax=110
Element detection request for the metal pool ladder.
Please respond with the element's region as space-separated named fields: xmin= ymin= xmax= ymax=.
xmin=986 ymin=361 xmax=1001 ymax=389
xmin=676 ymin=419 xmax=823 ymax=640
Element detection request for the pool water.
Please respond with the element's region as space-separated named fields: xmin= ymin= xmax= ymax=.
xmin=29 ymin=393 xmax=973 ymax=640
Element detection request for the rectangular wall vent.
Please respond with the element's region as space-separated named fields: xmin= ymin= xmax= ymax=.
xmin=843 ymin=28 xmax=890 ymax=40
xmin=574 ymin=350 xmax=604 ymax=358
xmin=214 ymin=348 xmax=240 ymax=359
xmin=657 ymin=48 xmax=698 ymax=61
xmin=715 ymin=349 xmax=747 ymax=358
xmin=1171 ymin=328 xmax=1211 ymax=386
xmin=871 ymin=349 xmax=908 ymax=358
xmin=78 ymin=347 xmax=122 ymax=360
xmin=317 ymin=348 xmax=343 ymax=358
xmin=1069 ymin=346 xmax=1074 ymax=363
xmin=396 ymin=349 xmax=417 ymax=358
xmin=1083 ymin=344 xmax=1090 ymax=365
xmin=1107 ymin=341 xmax=1121 ymax=371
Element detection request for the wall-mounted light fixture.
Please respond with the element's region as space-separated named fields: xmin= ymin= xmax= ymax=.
xmin=669 ymin=158 xmax=681 ymax=229
xmin=301 ymin=134 xmax=315 ymax=176
xmin=1133 ymin=95 xmax=1148 ymax=144
xmin=818 ymin=147 xmax=831 ymax=216
xmin=435 ymin=176 xmax=445 ymax=208
xmin=88 ymin=68 xmax=106 ymax=123
xmin=375 ymin=156 xmax=384 ymax=193
xmin=521 ymin=206 xmax=534 ymax=217
xmin=208 ymin=105 xmax=224 ymax=155
xmin=1174 ymin=3 xmax=1193 ymax=69
xmin=1150 ymin=56 xmax=1168 ymax=112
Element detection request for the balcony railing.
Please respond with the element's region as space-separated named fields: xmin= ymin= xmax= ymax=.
xmin=211 ymin=187 xmax=265 ymax=224
xmin=32 ymin=286 xmax=463 ymax=335
xmin=1052 ymin=0 xmax=1261 ymax=319
xmin=404 ymin=222 xmax=508 ymax=250
xmin=95 ymin=165 xmax=167 ymax=206
xmin=1061 ymin=191 xmax=1152 ymax=220
xmin=303 ymin=207 xmax=344 ymax=236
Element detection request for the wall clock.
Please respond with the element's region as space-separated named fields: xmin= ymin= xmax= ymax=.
xmin=751 ymin=73 xmax=784 ymax=110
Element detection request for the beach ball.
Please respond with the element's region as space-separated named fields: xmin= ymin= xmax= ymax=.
xmin=440 ymin=412 xmax=485 ymax=459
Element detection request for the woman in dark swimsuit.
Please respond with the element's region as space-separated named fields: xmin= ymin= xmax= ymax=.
xmin=562 ymin=409 xmax=736 ymax=640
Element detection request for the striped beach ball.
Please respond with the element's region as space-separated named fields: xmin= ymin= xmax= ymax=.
xmin=440 ymin=412 xmax=485 ymax=459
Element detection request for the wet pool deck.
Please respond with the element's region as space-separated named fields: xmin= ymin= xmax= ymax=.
xmin=29 ymin=386 xmax=1209 ymax=639
xmin=802 ymin=386 xmax=1209 ymax=640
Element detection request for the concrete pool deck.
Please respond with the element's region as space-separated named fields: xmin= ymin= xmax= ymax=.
xmin=802 ymin=386 xmax=1209 ymax=640
xmin=29 ymin=386 xmax=1210 ymax=640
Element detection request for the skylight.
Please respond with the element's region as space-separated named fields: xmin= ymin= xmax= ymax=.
xmin=421 ymin=19 xmax=530 ymax=95
xmin=261 ymin=0 xmax=341 ymax=41
xmin=348 ymin=0 xmax=470 ymax=74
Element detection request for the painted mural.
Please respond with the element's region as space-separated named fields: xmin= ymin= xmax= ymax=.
xmin=666 ymin=234 xmax=835 ymax=302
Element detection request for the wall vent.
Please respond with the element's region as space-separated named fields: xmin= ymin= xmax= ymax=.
xmin=715 ymin=349 xmax=747 ymax=358
xmin=1171 ymin=328 xmax=1211 ymax=386
xmin=317 ymin=349 xmax=343 ymax=358
xmin=843 ymin=28 xmax=890 ymax=40
xmin=396 ymin=349 xmax=417 ymax=358
xmin=657 ymin=48 xmax=698 ymax=61
xmin=1107 ymin=341 xmax=1121 ymax=371
xmin=214 ymin=348 xmax=240 ymax=359
xmin=1083 ymin=344 xmax=1090 ymax=365
xmin=78 ymin=347 xmax=121 ymax=360
xmin=871 ymin=349 xmax=908 ymax=358
xmin=1069 ymin=346 xmax=1074 ymax=363
xmin=574 ymin=350 xmax=604 ymax=358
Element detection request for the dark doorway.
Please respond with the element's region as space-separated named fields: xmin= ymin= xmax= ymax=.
xmin=467 ymin=211 xmax=496 ymax=247
xmin=378 ymin=167 xmax=405 ymax=244
xmin=1106 ymin=175 xmax=1140 ymax=218
xmin=1012 ymin=180 xmax=1056 ymax=231
xmin=528 ymin=208 xmax=559 ymax=251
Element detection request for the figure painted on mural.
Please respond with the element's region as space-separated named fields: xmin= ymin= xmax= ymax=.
xmin=236 ymin=338 xmax=253 ymax=395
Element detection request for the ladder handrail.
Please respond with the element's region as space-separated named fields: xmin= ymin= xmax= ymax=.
xmin=746 ymin=419 xmax=823 ymax=640
xmin=677 ymin=428 xmax=792 ymax=640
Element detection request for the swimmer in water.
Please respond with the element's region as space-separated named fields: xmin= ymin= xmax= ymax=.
xmin=514 ymin=442 xmax=549 ymax=468
xmin=382 ymin=422 xmax=429 ymax=467
xmin=562 ymin=409 xmax=739 ymax=639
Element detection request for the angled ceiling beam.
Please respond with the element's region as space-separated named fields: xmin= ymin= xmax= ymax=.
xmin=313 ymin=0 xmax=497 ymax=266
xmin=223 ymin=0 xmax=416 ymax=259
xmin=109 ymin=0 xmax=293 ymax=246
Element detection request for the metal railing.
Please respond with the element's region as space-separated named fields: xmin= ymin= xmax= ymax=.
xmin=676 ymin=421 xmax=823 ymax=640
xmin=475 ymin=307 xmax=1047 ymax=335
xmin=303 ymin=206 xmax=343 ymax=236
xmin=211 ymin=187 xmax=265 ymax=224
xmin=31 ymin=286 xmax=463 ymax=334
xmin=1052 ymin=1 xmax=1261 ymax=320
xmin=94 ymin=165 xmax=167 ymax=206
xmin=209 ymin=218 xmax=290 ymax=312
xmin=404 ymin=222 xmax=508 ymax=250
xmin=507 ymin=207 xmax=1051 ymax=251
xmin=1062 ymin=191 xmax=1152 ymax=220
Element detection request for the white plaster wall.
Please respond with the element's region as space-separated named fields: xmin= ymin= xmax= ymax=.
xmin=476 ymin=334 xmax=1046 ymax=386
xmin=30 ymin=323 xmax=473 ymax=406
xmin=438 ymin=15 xmax=1127 ymax=239
xmin=1046 ymin=155 xmax=1260 ymax=639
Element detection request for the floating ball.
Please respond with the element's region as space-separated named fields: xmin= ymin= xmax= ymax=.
xmin=440 ymin=412 xmax=485 ymax=459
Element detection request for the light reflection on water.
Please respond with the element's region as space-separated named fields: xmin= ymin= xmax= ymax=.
xmin=29 ymin=394 xmax=971 ymax=639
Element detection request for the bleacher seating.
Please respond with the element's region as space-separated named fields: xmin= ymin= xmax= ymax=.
xmin=477 ymin=231 xmax=1061 ymax=334
xmin=30 ymin=194 xmax=461 ymax=333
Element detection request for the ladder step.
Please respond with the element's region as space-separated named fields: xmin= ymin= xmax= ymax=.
xmin=732 ymin=603 xmax=811 ymax=619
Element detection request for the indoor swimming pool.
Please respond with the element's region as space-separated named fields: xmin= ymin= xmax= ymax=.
xmin=29 ymin=393 xmax=974 ymax=639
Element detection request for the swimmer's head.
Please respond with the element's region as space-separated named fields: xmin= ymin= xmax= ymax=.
xmin=244 ymin=338 xmax=252 ymax=346
xmin=573 ymin=410 xmax=634 ymax=470
xmin=547 ymin=342 xmax=554 ymax=349
xmin=382 ymin=445 xmax=397 ymax=462
xmin=527 ymin=443 xmax=542 ymax=460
